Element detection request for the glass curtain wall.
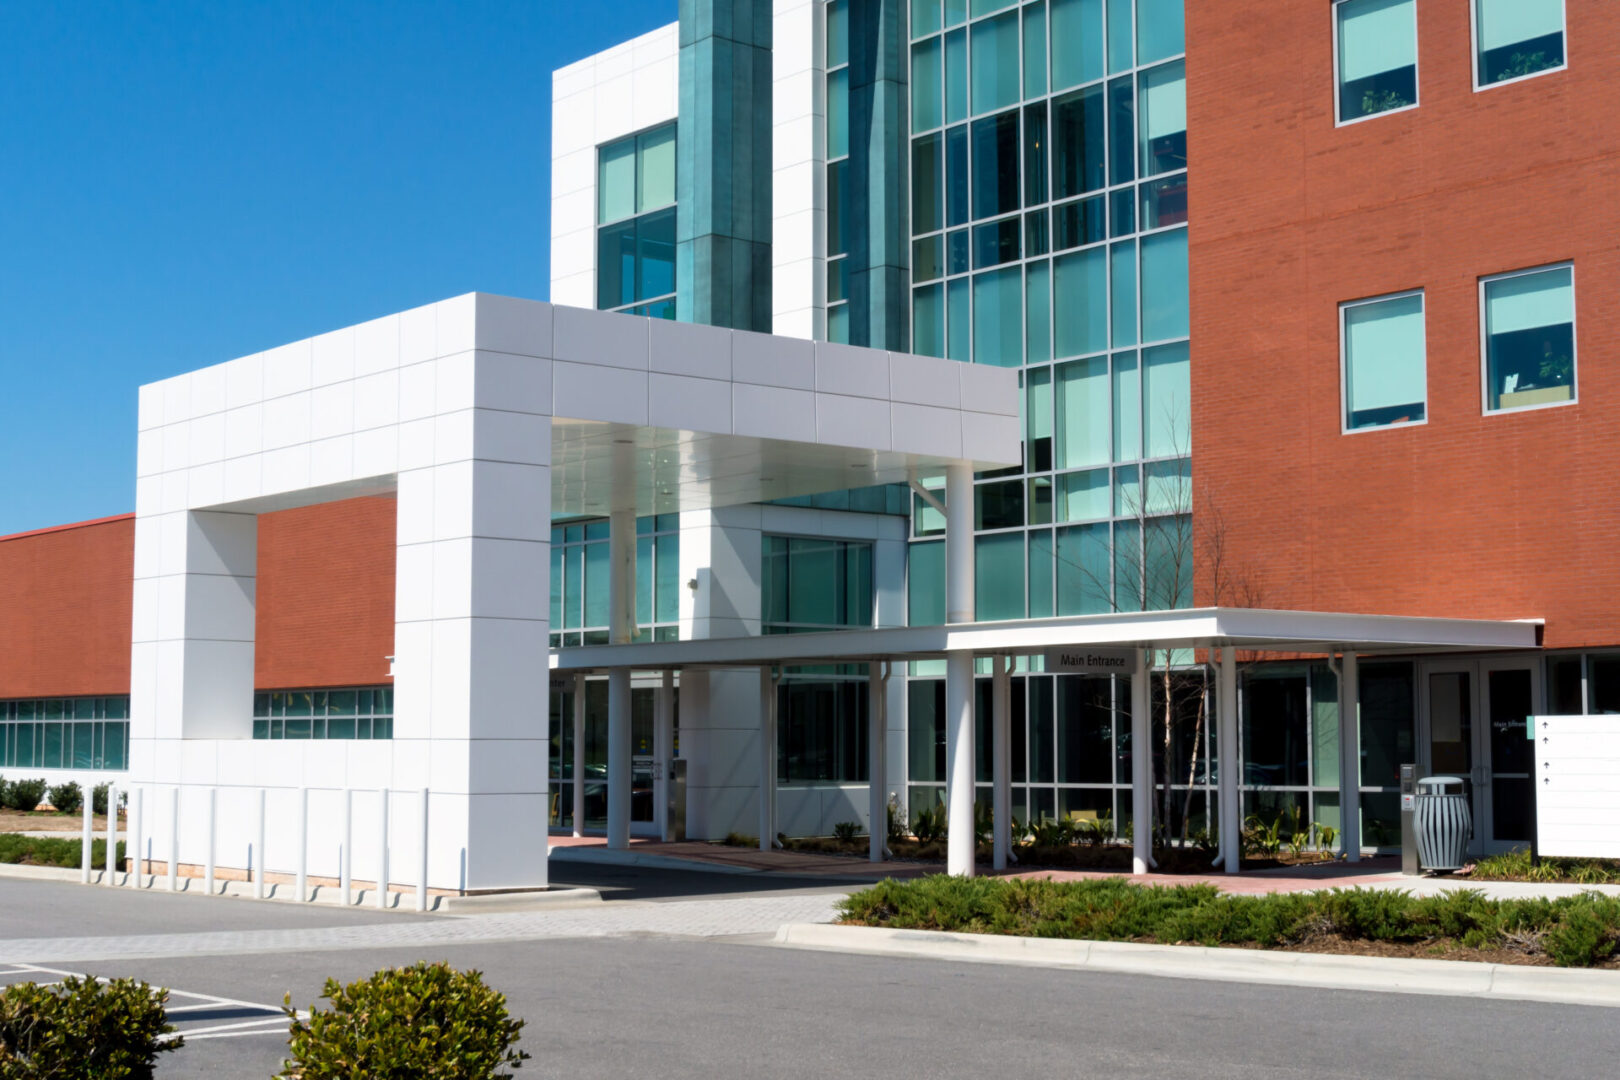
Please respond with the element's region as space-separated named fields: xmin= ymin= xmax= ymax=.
xmin=903 ymin=0 xmax=1189 ymax=832
xmin=549 ymin=515 xmax=680 ymax=647
xmin=827 ymin=0 xmax=852 ymax=341
xmin=597 ymin=123 xmax=678 ymax=317
xmin=0 ymin=696 xmax=130 ymax=770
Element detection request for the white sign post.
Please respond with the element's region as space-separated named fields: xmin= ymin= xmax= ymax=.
xmin=1044 ymin=647 xmax=1135 ymax=675
xmin=1534 ymin=715 xmax=1620 ymax=859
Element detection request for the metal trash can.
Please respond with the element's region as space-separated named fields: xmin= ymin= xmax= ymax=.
xmin=1414 ymin=776 xmax=1471 ymax=873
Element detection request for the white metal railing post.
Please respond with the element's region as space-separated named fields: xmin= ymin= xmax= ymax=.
xmin=341 ymin=788 xmax=353 ymax=906
xmin=295 ymin=787 xmax=309 ymax=902
xmin=254 ymin=788 xmax=266 ymax=899
xmin=80 ymin=796 xmax=92 ymax=884
xmin=129 ymin=787 xmax=144 ymax=888
xmin=376 ymin=787 xmax=390 ymax=910
xmin=168 ymin=787 xmax=180 ymax=892
xmin=104 ymin=784 xmax=118 ymax=886
xmin=204 ymin=787 xmax=217 ymax=896
xmin=416 ymin=787 xmax=429 ymax=912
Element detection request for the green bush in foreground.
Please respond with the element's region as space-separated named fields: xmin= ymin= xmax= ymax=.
xmin=838 ymin=875 xmax=1620 ymax=967
xmin=280 ymin=961 xmax=528 ymax=1079
xmin=44 ymin=783 xmax=81 ymax=815
xmin=0 ymin=835 xmax=122 ymax=871
xmin=0 ymin=975 xmax=181 ymax=1078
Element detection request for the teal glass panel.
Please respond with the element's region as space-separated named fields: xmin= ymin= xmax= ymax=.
xmin=1344 ymin=293 xmax=1425 ymax=428
xmin=912 ymin=0 xmax=942 ymax=37
xmin=945 ymin=0 xmax=968 ymax=26
xmin=1113 ymin=518 xmax=1141 ymax=610
xmin=1138 ymin=61 xmax=1186 ymax=177
xmin=1025 ymin=260 xmax=1051 ymax=364
xmin=1108 ymin=75 xmax=1134 ymax=183
xmin=1136 ymin=0 xmax=1184 ymax=64
xmin=947 ymin=276 xmax=971 ymax=361
xmin=1109 ymin=185 xmax=1135 ymax=237
xmin=972 ymin=216 xmax=1020 ymax=269
xmin=762 ymin=536 xmax=787 ymax=625
xmin=1053 ymin=246 xmax=1107 ymax=357
xmin=1106 ymin=0 xmax=1133 ymax=72
xmin=828 ymin=67 xmax=850 ymax=158
xmin=1028 ymin=530 xmax=1055 ymax=618
xmin=971 ymin=112 xmax=1020 ymax=220
xmin=1144 ymin=513 xmax=1192 ymax=610
xmin=1110 ymin=239 xmax=1137 ymax=347
xmin=550 ymin=545 xmax=564 ymax=627
xmin=1140 ymin=228 xmax=1188 ymax=342
xmin=971 ymin=0 xmax=1015 ymax=12
xmin=909 ymin=540 xmax=946 ymax=626
xmin=944 ymin=29 xmax=967 ymax=124
xmin=328 ymin=690 xmax=356 ymax=716
xmin=106 ymin=696 xmax=128 ymax=720
xmin=1484 ymin=267 xmax=1575 ymax=412
xmin=563 ymin=544 xmax=582 ymax=628
xmin=1056 ymin=355 xmax=1109 ymax=468
xmin=914 ymin=283 xmax=946 ymax=357
xmin=1028 ymin=475 xmax=1052 ymax=524
xmin=947 ymin=227 xmax=970 ymax=273
xmin=1052 ymin=85 xmax=1105 ymax=197
xmin=1050 ymin=0 xmax=1103 ymax=90
xmin=828 ymin=305 xmax=851 ymax=344
xmin=789 ymin=538 xmax=839 ymax=626
xmin=1144 ymin=341 xmax=1191 ymax=456
xmin=104 ymin=724 xmax=127 ymax=770
xmin=976 ymin=532 xmax=1026 ymax=621
xmin=1337 ymin=0 xmax=1417 ymax=120
xmin=655 ymin=534 xmax=678 ymax=623
xmin=636 ymin=536 xmax=654 ymax=625
xmin=1054 ymin=195 xmax=1105 ymax=249
xmin=1056 ymin=523 xmax=1111 ymax=615
xmin=1023 ymin=1 xmax=1047 ymax=98
xmin=970 ymin=11 xmax=1021 ymax=115
xmin=911 ymin=38 xmax=943 ymax=132
xmin=912 ymin=133 xmax=943 ymax=232
xmin=1023 ymin=101 xmax=1048 ymax=206
xmin=828 ymin=257 xmax=847 ymax=303
xmin=829 ymin=159 xmax=849 ymax=255
xmin=828 ymin=0 xmax=849 ymax=67
xmin=1057 ymin=468 xmax=1109 ymax=521
xmin=973 ymin=267 xmax=1023 ymax=367
xmin=72 ymin=723 xmax=92 ymax=765
xmin=74 ymin=698 xmax=94 ymax=720
xmin=637 ymin=123 xmax=676 ymax=211
xmin=914 ymin=234 xmax=944 ymax=281
xmin=584 ymin=540 xmax=609 ymax=628
xmin=1144 ymin=458 xmax=1191 ymax=516
xmin=1113 ymin=463 xmax=1140 ymax=516
xmin=598 ymin=136 xmax=636 ymax=224
xmin=945 ymin=124 xmax=969 ymax=225
xmin=43 ymin=723 xmax=62 ymax=769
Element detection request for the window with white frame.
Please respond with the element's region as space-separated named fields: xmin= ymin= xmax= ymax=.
xmin=596 ymin=124 xmax=677 ymax=318
xmin=1482 ymin=264 xmax=1575 ymax=413
xmin=1474 ymin=0 xmax=1566 ymax=87
xmin=1335 ymin=0 xmax=1418 ymax=123
xmin=1342 ymin=291 xmax=1426 ymax=431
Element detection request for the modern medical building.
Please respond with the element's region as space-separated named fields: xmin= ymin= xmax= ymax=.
xmin=1 ymin=0 xmax=1613 ymax=893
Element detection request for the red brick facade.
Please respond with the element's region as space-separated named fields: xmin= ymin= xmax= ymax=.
xmin=0 ymin=497 xmax=396 ymax=698
xmin=1188 ymin=2 xmax=1620 ymax=648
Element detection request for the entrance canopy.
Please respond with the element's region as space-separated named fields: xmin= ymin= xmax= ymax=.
xmin=551 ymin=607 xmax=1543 ymax=672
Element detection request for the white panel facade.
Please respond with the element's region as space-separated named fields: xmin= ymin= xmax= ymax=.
xmin=771 ymin=0 xmax=826 ymax=339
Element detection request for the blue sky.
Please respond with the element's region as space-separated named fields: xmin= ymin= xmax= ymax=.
xmin=0 ymin=1 xmax=674 ymax=535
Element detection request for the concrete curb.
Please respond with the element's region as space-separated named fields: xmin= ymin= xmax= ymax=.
xmin=438 ymin=888 xmax=603 ymax=913
xmin=772 ymin=923 xmax=1620 ymax=1008
xmin=548 ymin=846 xmax=760 ymax=876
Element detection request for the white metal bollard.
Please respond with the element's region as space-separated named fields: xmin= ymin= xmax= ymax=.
xmin=204 ymin=787 xmax=217 ymax=897
xmin=376 ymin=788 xmax=389 ymax=910
xmin=416 ymin=788 xmax=429 ymax=913
xmin=168 ymin=787 xmax=179 ymax=892
xmin=80 ymin=797 xmax=92 ymax=885
xmin=129 ymin=788 xmax=144 ymax=888
xmin=295 ymin=787 xmax=309 ymax=903
xmin=104 ymin=784 xmax=118 ymax=887
xmin=341 ymin=789 xmax=353 ymax=907
xmin=254 ymin=788 xmax=266 ymax=900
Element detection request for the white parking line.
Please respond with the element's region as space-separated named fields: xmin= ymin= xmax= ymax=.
xmin=1 ymin=963 xmax=302 ymax=1038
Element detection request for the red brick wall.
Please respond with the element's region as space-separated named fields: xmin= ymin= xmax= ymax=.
xmin=254 ymin=497 xmax=396 ymax=688
xmin=1188 ymin=2 xmax=1620 ymax=648
xmin=0 ymin=516 xmax=134 ymax=697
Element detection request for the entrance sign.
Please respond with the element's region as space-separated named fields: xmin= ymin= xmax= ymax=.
xmin=1534 ymin=715 xmax=1620 ymax=859
xmin=1045 ymin=647 xmax=1135 ymax=675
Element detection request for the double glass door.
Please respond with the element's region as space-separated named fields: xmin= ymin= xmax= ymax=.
xmin=1418 ymin=658 xmax=1538 ymax=855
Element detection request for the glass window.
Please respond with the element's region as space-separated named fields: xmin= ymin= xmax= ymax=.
xmin=948 ymin=228 xmax=970 ymax=273
xmin=1056 ymin=356 xmax=1110 ymax=468
xmin=1110 ymin=240 xmax=1137 ymax=347
xmin=945 ymin=124 xmax=969 ymax=226
xmin=1140 ymin=172 xmax=1188 ymax=230
xmin=948 ymin=275 xmax=972 ymax=360
xmin=1475 ymin=0 xmax=1565 ymax=86
xmin=1028 ymin=530 xmax=1054 ymax=616
xmin=1106 ymin=0 xmax=1133 ymax=72
xmin=1056 ymin=522 xmax=1111 ymax=614
xmin=828 ymin=0 xmax=849 ymax=68
xmin=1136 ymin=0 xmax=1185 ymax=65
xmin=1343 ymin=291 xmax=1427 ymax=430
xmin=762 ymin=537 xmax=874 ymax=629
xmin=598 ymin=139 xmax=636 ymax=224
xmin=1143 ymin=341 xmax=1190 ymax=457
xmin=1023 ymin=1 xmax=1047 ymax=99
xmin=973 ymin=266 xmax=1024 ymax=366
xmin=1053 ymin=195 xmax=1105 ymax=249
xmin=971 ymin=11 xmax=1021 ymax=115
xmin=913 ymin=0 xmax=943 ymax=37
xmin=1244 ymin=671 xmax=1310 ymax=787
xmin=909 ymin=540 xmax=946 ymax=625
xmin=1112 ymin=352 xmax=1140 ymax=461
xmin=1026 ymin=260 xmax=1052 ymax=365
xmin=971 ymin=111 xmax=1020 ymax=219
xmin=1052 ymin=85 xmax=1105 ymax=198
xmin=1483 ymin=265 xmax=1575 ymax=412
xmin=1053 ymin=246 xmax=1108 ymax=357
xmin=1108 ymin=75 xmax=1135 ymax=184
xmin=1137 ymin=61 xmax=1186 ymax=177
xmin=1139 ymin=228 xmax=1188 ymax=342
xmin=1050 ymin=0 xmax=1103 ymax=90
xmin=976 ymin=478 xmax=1025 ymax=530
xmin=1023 ymin=102 xmax=1048 ymax=206
xmin=1057 ymin=468 xmax=1109 ymax=521
xmin=945 ymin=28 xmax=968 ymax=124
xmin=912 ymin=38 xmax=943 ymax=132
xmin=914 ymin=235 xmax=944 ymax=282
xmin=637 ymin=125 xmax=676 ymax=211
xmin=828 ymin=68 xmax=850 ymax=159
xmin=1336 ymin=0 xmax=1418 ymax=122
xmin=1591 ymin=655 xmax=1620 ymax=715
xmin=976 ymin=532 xmax=1026 ymax=620
xmin=914 ymin=283 xmax=946 ymax=357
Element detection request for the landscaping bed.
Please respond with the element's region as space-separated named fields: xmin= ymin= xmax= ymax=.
xmin=0 ymin=834 xmax=124 ymax=870
xmin=771 ymin=834 xmax=1334 ymax=874
xmin=1465 ymin=847 xmax=1620 ymax=886
xmin=838 ymin=875 xmax=1620 ymax=968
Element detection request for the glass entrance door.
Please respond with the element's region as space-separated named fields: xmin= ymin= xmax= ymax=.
xmin=1419 ymin=658 xmax=1539 ymax=855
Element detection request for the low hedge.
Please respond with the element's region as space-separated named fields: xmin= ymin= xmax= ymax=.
xmin=0 ymin=975 xmax=181 ymax=1077
xmin=0 ymin=834 xmax=123 ymax=870
xmin=839 ymin=875 xmax=1620 ymax=968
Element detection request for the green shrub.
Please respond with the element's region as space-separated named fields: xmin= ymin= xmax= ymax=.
xmin=280 ymin=962 xmax=528 ymax=1079
xmin=45 ymin=783 xmax=82 ymax=815
xmin=0 ymin=975 xmax=181 ymax=1078
xmin=911 ymin=805 xmax=947 ymax=844
xmin=832 ymin=821 xmax=862 ymax=843
xmin=90 ymin=784 xmax=124 ymax=817
xmin=1473 ymin=847 xmax=1620 ymax=886
xmin=0 ymin=834 xmax=122 ymax=870
xmin=721 ymin=831 xmax=757 ymax=848
xmin=1 ymin=779 xmax=46 ymax=813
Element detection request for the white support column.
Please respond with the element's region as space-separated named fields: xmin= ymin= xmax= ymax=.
xmin=571 ymin=673 xmax=586 ymax=838
xmin=254 ymin=788 xmax=266 ymax=899
xmin=295 ymin=787 xmax=309 ymax=902
xmin=606 ymin=507 xmax=635 ymax=851
xmin=1131 ymin=649 xmax=1154 ymax=875
xmin=868 ymin=661 xmax=887 ymax=863
xmin=80 ymin=798 xmax=92 ymax=885
xmin=105 ymin=783 xmax=119 ymax=887
xmin=203 ymin=786 xmax=216 ymax=895
xmin=1218 ymin=647 xmax=1240 ymax=875
xmin=169 ymin=787 xmax=181 ymax=893
xmin=992 ymin=656 xmax=1012 ymax=871
xmin=944 ymin=461 xmax=976 ymax=877
xmin=128 ymin=787 xmax=144 ymax=888
xmin=417 ymin=787 xmax=430 ymax=912
xmin=1339 ymin=652 xmax=1362 ymax=863
xmin=656 ymin=669 xmax=675 ymax=841
xmin=376 ymin=787 xmax=390 ymax=909
xmin=340 ymin=789 xmax=353 ymax=906
xmin=759 ymin=666 xmax=777 ymax=852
